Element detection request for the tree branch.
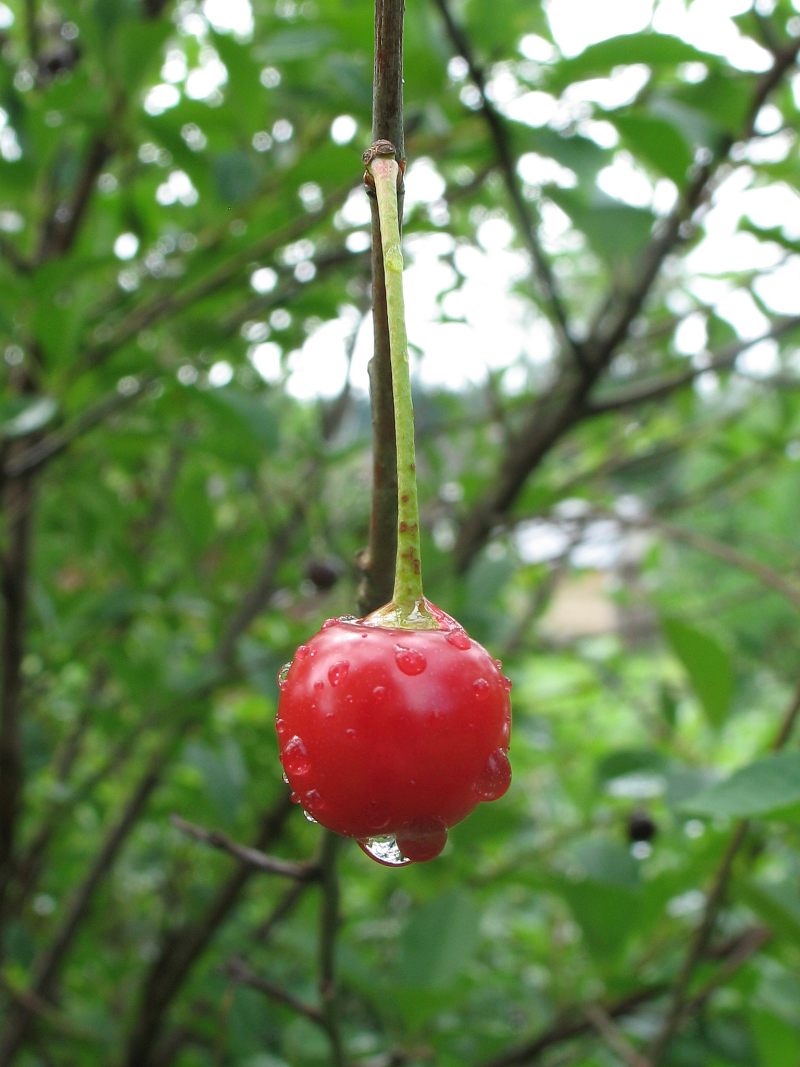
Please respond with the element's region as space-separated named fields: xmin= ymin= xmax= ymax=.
xmin=430 ymin=0 xmax=582 ymax=367
xmin=585 ymin=314 xmax=800 ymax=415
xmin=359 ymin=0 xmax=406 ymax=615
xmin=224 ymin=957 xmax=326 ymax=1029
xmin=0 ymin=440 xmax=37 ymax=948
xmin=318 ymin=832 xmax=346 ymax=1067
xmin=169 ymin=813 xmax=316 ymax=881
xmin=646 ymin=675 xmax=800 ymax=1065
xmin=452 ymin=41 xmax=799 ymax=573
xmin=123 ymin=794 xmax=296 ymax=1066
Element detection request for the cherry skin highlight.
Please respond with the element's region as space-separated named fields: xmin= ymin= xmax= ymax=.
xmin=276 ymin=601 xmax=512 ymax=865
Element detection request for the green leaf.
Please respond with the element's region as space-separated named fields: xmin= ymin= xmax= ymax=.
xmin=683 ymin=752 xmax=800 ymax=819
xmin=547 ymin=33 xmax=720 ymax=90
xmin=560 ymin=877 xmax=640 ymax=962
xmin=596 ymin=748 xmax=668 ymax=788
xmin=751 ymin=1010 xmax=800 ymax=1067
xmin=740 ymin=881 xmax=800 ymax=944
xmin=530 ymin=127 xmax=610 ymax=183
xmin=395 ymin=890 xmax=481 ymax=990
xmin=611 ymin=112 xmax=693 ymax=185
xmin=662 ymin=616 xmax=734 ymax=729
xmin=546 ymin=188 xmax=654 ymax=278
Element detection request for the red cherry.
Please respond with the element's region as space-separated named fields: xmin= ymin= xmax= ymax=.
xmin=276 ymin=600 xmax=512 ymax=865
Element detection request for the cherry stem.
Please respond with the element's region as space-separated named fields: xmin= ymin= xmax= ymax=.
xmin=366 ymin=147 xmax=435 ymax=628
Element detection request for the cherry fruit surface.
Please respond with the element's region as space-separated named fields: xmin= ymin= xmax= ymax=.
xmin=276 ymin=601 xmax=512 ymax=865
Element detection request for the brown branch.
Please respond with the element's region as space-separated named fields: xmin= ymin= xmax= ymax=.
xmin=584 ymin=1005 xmax=650 ymax=1067
xmin=122 ymin=794 xmax=296 ymax=1066
xmin=79 ymin=184 xmax=352 ymax=375
xmin=4 ymin=376 xmax=158 ymax=480
xmin=36 ymin=132 xmax=113 ymax=264
xmin=430 ymin=0 xmax=582 ymax=366
xmin=0 ymin=441 xmax=37 ymax=945
xmin=169 ymin=813 xmax=315 ymax=881
xmin=646 ymin=675 xmax=800 ymax=1065
xmin=224 ymin=957 xmax=326 ymax=1028
xmin=452 ymin=41 xmax=799 ymax=573
xmin=318 ymin=832 xmax=346 ymax=1066
xmin=585 ymin=314 xmax=800 ymax=415
xmin=359 ymin=0 xmax=406 ymax=615
xmin=0 ymin=491 xmax=307 ymax=1061
xmin=639 ymin=516 xmax=800 ymax=613
xmin=474 ymin=984 xmax=667 ymax=1067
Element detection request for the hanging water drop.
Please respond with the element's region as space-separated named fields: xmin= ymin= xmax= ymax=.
xmin=303 ymin=809 xmax=318 ymax=824
xmin=395 ymin=646 xmax=427 ymax=676
xmin=358 ymin=835 xmax=412 ymax=867
xmin=396 ymin=820 xmax=448 ymax=863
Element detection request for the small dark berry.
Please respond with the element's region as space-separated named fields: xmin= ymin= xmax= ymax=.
xmin=305 ymin=557 xmax=342 ymax=592
xmin=627 ymin=810 xmax=657 ymax=843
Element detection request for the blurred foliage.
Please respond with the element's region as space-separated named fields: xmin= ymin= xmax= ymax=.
xmin=1 ymin=0 xmax=800 ymax=1065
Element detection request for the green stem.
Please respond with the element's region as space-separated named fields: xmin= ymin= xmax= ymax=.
xmin=367 ymin=148 xmax=436 ymax=628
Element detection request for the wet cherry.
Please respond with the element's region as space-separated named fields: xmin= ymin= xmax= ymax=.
xmin=276 ymin=600 xmax=512 ymax=865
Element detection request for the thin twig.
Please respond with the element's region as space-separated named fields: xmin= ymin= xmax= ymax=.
xmin=4 ymin=376 xmax=158 ymax=480
xmin=585 ymin=314 xmax=800 ymax=415
xmin=584 ymin=1004 xmax=650 ymax=1067
xmin=225 ymin=957 xmax=326 ymax=1027
xmin=431 ymin=0 xmax=582 ymax=367
xmin=169 ymin=815 xmax=316 ymax=881
xmin=453 ymin=41 xmax=799 ymax=573
xmin=360 ymin=0 xmax=406 ymax=614
xmin=646 ymin=676 xmax=800 ymax=1065
xmin=318 ymin=832 xmax=347 ymax=1066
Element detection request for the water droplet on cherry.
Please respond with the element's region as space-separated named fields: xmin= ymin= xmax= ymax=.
xmin=501 ymin=674 xmax=512 ymax=692
xmin=304 ymin=788 xmax=324 ymax=817
xmin=328 ymin=660 xmax=349 ymax=686
xmin=359 ymin=835 xmax=412 ymax=867
xmin=277 ymin=662 xmax=291 ymax=690
xmin=372 ymin=685 xmax=387 ymax=701
xmin=275 ymin=717 xmax=288 ymax=737
xmin=445 ymin=628 xmax=471 ymax=650
xmin=395 ymin=646 xmax=427 ymax=676
xmin=303 ymin=809 xmax=318 ymax=824
xmin=396 ymin=819 xmax=448 ymax=863
xmin=473 ymin=678 xmax=490 ymax=700
xmin=283 ymin=735 xmax=310 ymax=777
xmin=314 ymin=680 xmax=324 ymax=692
xmin=493 ymin=658 xmax=504 ymax=671
xmin=295 ymin=644 xmax=311 ymax=660
xmin=474 ymin=748 xmax=512 ymax=801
